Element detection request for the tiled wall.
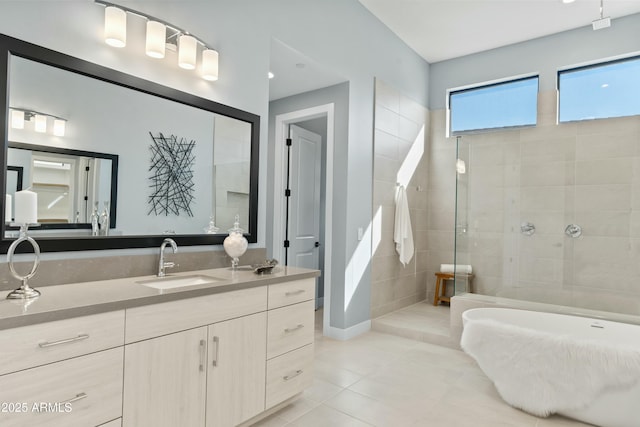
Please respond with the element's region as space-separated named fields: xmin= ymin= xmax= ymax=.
xmin=430 ymin=90 xmax=640 ymax=316
xmin=371 ymin=79 xmax=430 ymax=319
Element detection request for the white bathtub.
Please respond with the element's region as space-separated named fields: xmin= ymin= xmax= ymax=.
xmin=461 ymin=307 xmax=640 ymax=427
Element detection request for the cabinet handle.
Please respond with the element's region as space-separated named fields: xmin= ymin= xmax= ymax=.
xmin=283 ymin=370 xmax=303 ymax=381
xmin=199 ymin=339 xmax=206 ymax=372
xmin=284 ymin=324 xmax=304 ymax=333
xmin=60 ymin=392 xmax=87 ymax=405
xmin=211 ymin=336 xmax=219 ymax=367
xmin=285 ymin=289 xmax=305 ymax=296
xmin=38 ymin=334 xmax=89 ymax=348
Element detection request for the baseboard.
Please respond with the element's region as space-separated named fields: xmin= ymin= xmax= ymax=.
xmin=324 ymin=319 xmax=371 ymax=341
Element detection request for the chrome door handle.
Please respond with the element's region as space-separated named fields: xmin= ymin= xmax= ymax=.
xmin=38 ymin=334 xmax=89 ymax=348
xmin=60 ymin=392 xmax=87 ymax=405
xmin=211 ymin=336 xmax=219 ymax=367
xmin=283 ymin=370 xmax=303 ymax=381
xmin=284 ymin=324 xmax=304 ymax=333
xmin=199 ymin=339 xmax=206 ymax=372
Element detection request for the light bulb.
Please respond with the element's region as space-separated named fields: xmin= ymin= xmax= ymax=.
xmin=178 ymin=34 xmax=197 ymax=70
xmin=104 ymin=6 xmax=127 ymax=48
xmin=202 ymin=49 xmax=219 ymax=81
xmin=145 ymin=20 xmax=166 ymax=59
xmin=34 ymin=114 xmax=47 ymax=133
xmin=11 ymin=110 xmax=24 ymax=129
xmin=53 ymin=119 xmax=66 ymax=137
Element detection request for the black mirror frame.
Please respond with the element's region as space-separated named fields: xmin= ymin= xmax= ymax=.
xmin=0 ymin=34 xmax=260 ymax=253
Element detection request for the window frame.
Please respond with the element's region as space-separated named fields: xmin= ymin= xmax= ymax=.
xmin=557 ymin=54 xmax=640 ymax=123
xmin=447 ymin=74 xmax=539 ymax=137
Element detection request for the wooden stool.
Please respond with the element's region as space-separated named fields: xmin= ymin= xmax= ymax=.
xmin=433 ymin=272 xmax=474 ymax=306
xmin=433 ymin=272 xmax=454 ymax=306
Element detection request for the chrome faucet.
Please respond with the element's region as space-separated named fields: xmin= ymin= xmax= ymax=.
xmin=158 ymin=238 xmax=178 ymax=277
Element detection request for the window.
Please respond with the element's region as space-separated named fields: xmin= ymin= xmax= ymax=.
xmin=558 ymin=56 xmax=640 ymax=122
xmin=449 ymin=76 xmax=538 ymax=134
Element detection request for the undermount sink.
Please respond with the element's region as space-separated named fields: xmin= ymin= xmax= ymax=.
xmin=136 ymin=274 xmax=224 ymax=290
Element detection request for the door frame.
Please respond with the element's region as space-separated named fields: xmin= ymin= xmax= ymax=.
xmin=273 ymin=103 xmax=334 ymax=336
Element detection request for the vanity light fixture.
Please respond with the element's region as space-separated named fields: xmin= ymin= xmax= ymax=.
xmin=145 ymin=20 xmax=166 ymax=59
xmin=202 ymin=49 xmax=219 ymax=81
xmin=34 ymin=114 xmax=47 ymax=133
xmin=94 ymin=1 xmax=219 ymax=81
xmin=9 ymin=107 xmax=67 ymax=137
xmin=104 ymin=5 xmax=127 ymax=47
xmin=10 ymin=110 xmax=24 ymax=129
xmin=178 ymin=34 xmax=197 ymax=69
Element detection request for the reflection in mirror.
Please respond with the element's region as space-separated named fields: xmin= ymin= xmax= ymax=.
xmin=5 ymin=143 xmax=117 ymax=233
xmin=0 ymin=34 xmax=259 ymax=252
xmin=6 ymin=54 xmax=253 ymax=238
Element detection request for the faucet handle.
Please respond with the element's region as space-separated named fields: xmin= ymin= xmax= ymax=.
xmin=163 ymin=262 xmax=176 ymax=269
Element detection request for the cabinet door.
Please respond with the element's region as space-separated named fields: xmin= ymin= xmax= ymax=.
xmin=123 ymin=327 xmax=208 ymax=427
xmin=206 ymin=312 xmax=267 ymax=427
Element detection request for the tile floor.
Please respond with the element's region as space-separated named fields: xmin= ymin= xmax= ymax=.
xmin=253 ymin=303 xmax=594 ymax=427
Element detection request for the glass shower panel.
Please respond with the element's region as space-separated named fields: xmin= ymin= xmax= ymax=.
xmin=453 ymin=136 xmax=470 ymax=295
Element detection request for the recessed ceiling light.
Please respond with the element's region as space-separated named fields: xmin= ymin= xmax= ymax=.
xmin=562 ymin=0 xmax=575 ymax=3
xmin=268 ymin=71 xmax=274 ymax=79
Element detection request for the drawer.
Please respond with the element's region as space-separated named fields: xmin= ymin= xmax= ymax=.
xmin=267 ymin=300 xmax=314 ymax=359
xmin=0 ymin=347 xmax=124 ymax=427
xmin=125 ymin=286 xmax=267 ymax=343
xmin=0 ymin=310 xmax=125 ymax=376
xmin=266 ymin=343 xmax=314 ymax=409
xmin=268 ymin=278 xmax=315 ymax=309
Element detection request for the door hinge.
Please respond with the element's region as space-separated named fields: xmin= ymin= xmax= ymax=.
xmin=285 ymin=189 xmax=291 ymax=197
xmin=284 ymin=240 xmax=290 ymax=248
xmin=286 ymin=138 xmax=292 ymax=147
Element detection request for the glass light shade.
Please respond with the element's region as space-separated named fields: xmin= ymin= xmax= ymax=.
xmin=105 ymin=6 xmax=126 ymax=48
xmin=145 ymin=21 xmax=166 ymax=59
xmin=178 ymin=34 xmax=197 ymax=70
xmin=53 ymin=119 xmax=66 ymax=137
xmin=34 ymin=114 xmax=47 ymax=133
xmin=202 ymin=49 xmax=219 ymax=81
xmin=11 ymin=110 xmax=24 ymax=129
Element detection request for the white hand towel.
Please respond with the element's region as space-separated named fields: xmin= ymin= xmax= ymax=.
xmin=394 ymin=185 xmax=414 ymax=266
xmin=440 ymin=264 xmax=473 ymax=274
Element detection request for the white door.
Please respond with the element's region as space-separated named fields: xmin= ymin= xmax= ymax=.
xmin=287 ymin=124 xmax=321 ymax=271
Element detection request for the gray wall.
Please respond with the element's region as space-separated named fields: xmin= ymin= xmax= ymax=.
xmin=268 ymin=82 xmax=350 ymax=329
xmin=429 ymin=13 xmax=640 ymax=110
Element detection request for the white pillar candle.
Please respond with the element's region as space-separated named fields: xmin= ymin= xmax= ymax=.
xmin=5 ymin=194 xmax=11 ymax=222
xmin=14 ymin=190 xmax=37 ymax=224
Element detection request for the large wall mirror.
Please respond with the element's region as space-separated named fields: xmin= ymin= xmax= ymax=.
xmin=0 ymin=34 xmax=259 ymax=252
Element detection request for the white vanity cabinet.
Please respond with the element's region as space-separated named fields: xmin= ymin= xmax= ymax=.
xmin=265 ymin=279 xmax=315 ymax=410
xmin=122 ymin=287 xmax=269 ymax=427
xmin=0 ymin=311 xmax=125 ymax=427
xmin=206 ymin=312 xmax=267 ymax=427
xmin=0 ymin=271 xmax=317 ymax=427
xmin=123 ymin=327 xmax=208 ymax=427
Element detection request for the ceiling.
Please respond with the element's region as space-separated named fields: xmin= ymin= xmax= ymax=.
xmin=268 ymin=0 xmax=640 ymax=102
xmin=269 ymin=39 xmax=347 ymax=101
xmin=358 ymin=0 xmax=640 ymax=63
